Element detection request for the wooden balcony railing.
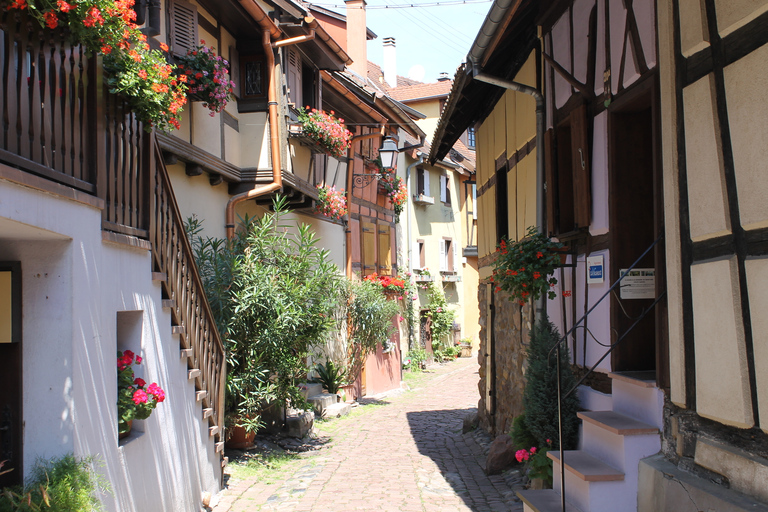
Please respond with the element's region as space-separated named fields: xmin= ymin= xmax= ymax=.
xmin=0 ymin=13 xmax=225 ymax=451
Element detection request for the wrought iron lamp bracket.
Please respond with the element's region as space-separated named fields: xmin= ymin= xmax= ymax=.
xmin=352 ymin=173 xmax=381 ymax=189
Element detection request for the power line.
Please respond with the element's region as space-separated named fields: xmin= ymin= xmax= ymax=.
xmin=308 ymin=0 xmax=491 ymax=9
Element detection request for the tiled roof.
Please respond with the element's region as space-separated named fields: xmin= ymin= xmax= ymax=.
xmin=387 ymin=81 xmax=453 ymax=102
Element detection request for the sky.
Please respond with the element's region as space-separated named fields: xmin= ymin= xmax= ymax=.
xmin=314 ymin=0 xmax=493 ymax=83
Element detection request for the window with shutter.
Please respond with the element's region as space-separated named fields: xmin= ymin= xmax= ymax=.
xmin=168 ymin=0 xmax=198 ymax=58
xmin=286 ymin=48 xmax=302 ymax=108
xmin=362 ymin=222 xmax=376 ymax=277
xmin=378 ymin=225 xmax=391 ymax=274
xmin=440 ymin=175 xmax=447 ymax=203
xmin=452 ymin=240 xmax=458 ymax=272
xmin=439 ymin=239 xmax=446 ymax=271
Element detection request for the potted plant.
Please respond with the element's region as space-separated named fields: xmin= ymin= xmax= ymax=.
xmin=9 ymin=0 xmax=188 ymax=132
xmin=315 ymin=184 xmax=348 ymax=220
xmin=363 ymin=272 xmax=407 ymax=299
xmin=378 ymin=167 xmax=407 ymax=220
xmin=117 ymin=350 xmax=166 ymax=438
xmin=314 ymin=360 xmax=348 ymax=401
xmin=177 ymin=40 xmax=236 ymax=115
xmin=491 ymin=226 xmax=567 ymax=304
xmin=297 ymin=107 xmax=352 ymax=158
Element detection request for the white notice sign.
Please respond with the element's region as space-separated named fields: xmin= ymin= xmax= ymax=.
xmin=619 ymin=268 xmax=655 ymax=299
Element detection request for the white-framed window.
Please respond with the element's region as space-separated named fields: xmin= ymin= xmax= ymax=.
xmin=440 ymin=174 xmax=451 ymax=205
xmin=440 ymin=238 xmax=457 ymax=272
xmin=416 ymin=168 xmax=430 ymax=196
xmin=412 ymin=239 xmax=425 ymax=270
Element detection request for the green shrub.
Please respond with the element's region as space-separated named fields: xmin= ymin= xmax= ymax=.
xmin=523 ymin=318 xmax=580 ymax=450
xmin=347 ymin=279 xmax=400 ymax=380
xmin=314 ymin=360 xmax=348 ymax=394
xmin=510 ymin=414 xmax=537 ymax=450
xmin=0 ymin=455 xmax=106 ymax=512
xmin=404 ymin=348 xmax=427 ymax=371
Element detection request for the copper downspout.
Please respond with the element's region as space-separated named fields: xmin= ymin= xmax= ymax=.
xmin=225 ymin=30 xmax=282 ymax=239
xmin=273 ymin=17 xmax=317 ymax=48
xmin=345 ymin=128 xmax=386 ymax=278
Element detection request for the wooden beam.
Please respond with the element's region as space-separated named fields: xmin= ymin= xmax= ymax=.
xmin=541 ymin=51 xmax=592 ymax=98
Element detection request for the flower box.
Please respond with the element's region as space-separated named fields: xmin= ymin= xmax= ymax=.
xmin=413 ymin=194 xmax=435 ymax=205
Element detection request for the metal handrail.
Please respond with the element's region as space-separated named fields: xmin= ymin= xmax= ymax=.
xmin=549 ymin=234 xmax=663 ymax=512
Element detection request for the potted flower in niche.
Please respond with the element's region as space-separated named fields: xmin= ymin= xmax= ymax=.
xmin=315 ymin=184 xmax=348 ymax=220
xmin=379 ymin=167 xmax=407 ymax=220
xmin=177 ymin=40 xmax=236 ymax=115
xmin=491 ymin=226 xmax=567 ymax=305
xmin=117 ymin=350 xmax=166 ymax=438
xmin=297 ymin=107 xmax=352 ymax=158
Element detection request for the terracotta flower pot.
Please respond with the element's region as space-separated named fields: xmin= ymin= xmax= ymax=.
xmin=119 ymin=420 xmax=132 ymax=440
xmin=225 ymin=424 xmax=256 ymax=449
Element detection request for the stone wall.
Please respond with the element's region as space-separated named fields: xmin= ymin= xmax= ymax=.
xmin=477 ymin=282 xmax=532 ymax=436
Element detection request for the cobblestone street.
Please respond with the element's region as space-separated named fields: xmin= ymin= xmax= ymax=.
xmin=213 ymin=357 xmax=524 ymax=512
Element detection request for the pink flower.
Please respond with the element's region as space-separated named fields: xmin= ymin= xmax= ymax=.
xmin=134 ymin=378 xmax=146 ymax=387
xmin=530 ymin=447 xmax=537 ymax=454
xmin=123 ymin=350 xmax=135 ymax=361
xmin=148 ymin=383 xmax=166 ymax=402
xmin=135 ymin=355 xmax=142 ymax=364
xmin=132 ymin=389 xmax=149 ymax=404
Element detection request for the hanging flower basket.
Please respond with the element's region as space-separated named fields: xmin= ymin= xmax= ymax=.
xmin=176 ymin=40 xmax=236 ymax=116
xmin=315 ymin=184 xmax=348 ymax=220
xmin=297 ymin=107 xmax=352 ymax=158
xmin=491 ymin=226 xmax=567 ymax=304
xmin=379 ymin=167 xmax=407 ymax=219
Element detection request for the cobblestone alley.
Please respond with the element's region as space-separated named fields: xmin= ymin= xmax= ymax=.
xmin=213 ymin=357 xmax=524 ymax=512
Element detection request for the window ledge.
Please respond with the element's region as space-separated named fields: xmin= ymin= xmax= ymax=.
xmin=413 ymin=194 xmax=434 ymax=205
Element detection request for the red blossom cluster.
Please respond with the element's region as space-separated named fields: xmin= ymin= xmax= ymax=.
xmin=177 ymin=40 xmax=236 ymax=116
xmin=8 ymin=0 xmax=188 ymax=132
xmin=298 ymin=107 xmax=352 ymax=158
xmin=364 ymin=272 xmax=406 ymax=295
xmin=315 ymin=184 xmax=348 ymax=220
xmin=379 ymin=169 xmax=407 ymax=219
xmin=117 ymin=350 xmax=166 ymax=433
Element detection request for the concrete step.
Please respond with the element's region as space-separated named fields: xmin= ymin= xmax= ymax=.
xmin=300 ymin=382 xmax=323 ymax=399
xmin=550 ymin=450 xmax=633 ymax=512
xmin=609 ymin=371 xmax=664 ymax=429
xmin=322 ymin=402 xmax=351 ymax=419
xmin=578 ymin=411 xmax=658 ymax=436
xmin=548 ymin=450 xmax=624 ymax=482
xmin=518 ymin=489 xmax=583 ymax=512
xmin=307 ymin=393 xmax=338 ymax=417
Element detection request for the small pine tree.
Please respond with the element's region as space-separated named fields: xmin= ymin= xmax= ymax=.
xmin=523 ymin=318 xmax=580 ymax=450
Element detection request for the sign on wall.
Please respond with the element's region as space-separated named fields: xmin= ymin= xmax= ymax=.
xmin=587 ymin=255 xmax=604 ymax=284
xmin=619 ymin=268 xmax=655 ymax=299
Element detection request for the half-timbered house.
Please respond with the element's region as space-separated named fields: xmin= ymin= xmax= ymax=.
xmin=433 ymin=0 xmax=768 ymax=510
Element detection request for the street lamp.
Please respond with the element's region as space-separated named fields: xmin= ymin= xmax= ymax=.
xmin=378 ymin=135 xmax=399 ymax=170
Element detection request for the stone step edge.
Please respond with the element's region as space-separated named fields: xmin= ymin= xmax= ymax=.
xmin=517 ymin=489 xmax=584 ymax=512
xmin=578 ymin=410 xmax=659 ymax=436
xmin=548 ymin=450 xmax=625 ymax=482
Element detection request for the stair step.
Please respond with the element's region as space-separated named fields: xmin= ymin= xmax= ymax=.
xmin=180 ymin=348 xmax=194 ymax=359
xmin=215 ymin=442 xmax=224 ymax=453
xmin=162 ymin=299 xmax=175 ymax=309
xmin=151 ymin=272 xmax=167 ymax=282
xmin=517 ymin=489 xmax=583 ymax=512
xmin=188 ymin=369 xmax=201 ymax=379
xmin=322 ymin=402 xmax=352 ymax=419
xmin=548 ymin=450 xmax=624 ymax=482
xmin=203 ymin=408 xmax=213 ymax=419
xmin=608 ymin=371 xmax=656 ymax=388
xmin=172 ymin=325 xmax=186 ymax=335
xmin=209 ymin=425 xmax=220 ymax=436
xmin=196 ymin=390 xmax=208 ymax=402
xmin=578 ymin=411 xmax=658 ymax=435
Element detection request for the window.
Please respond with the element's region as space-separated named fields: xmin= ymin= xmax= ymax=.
xmin=545 ymin=103 xmax=591 ymax=235
xmin=495 ymin=165 xmax=508 ymax=242
xmin=286 ymin=48 xmax=302 ymax=108
xmin=413 ymin=239 xmax=426 ymax=270
xmin=440 ymin=238 xmax=457 ymax=273
xmin=378 ymin=225 xmax=392 ymax=275
xmin=167 ymin=0 xmax=198 ymax=58
xmin=467 ymin=127 xmax=476 ymax=148
xmin=440 ymin=174 xmax=451 ymax=205
xmin=417 ymin=168 xmax=430 ymax=196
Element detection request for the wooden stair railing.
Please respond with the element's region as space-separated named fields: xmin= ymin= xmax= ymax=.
xmin=148 ymin=134 xmax=226 ymax=450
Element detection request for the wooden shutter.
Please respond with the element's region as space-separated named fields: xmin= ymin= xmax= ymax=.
xmin=439 ymin=239 xmax=447 ymax=271
xmin=570 ymin=103 xmax=591 ymax=229
xmin=544 ymin=128 xmax=556 ymax=235
xmin=362 ymin=222 xmax=376 ymax=276
xmin=445 ymin=175 xmax=452 ymax=205
xmin=417 ymin=169 xmax=425 ymax=195
xmin=378 ymin=225 xmax=391 ymax=274
xmin=286 ymin=48 xmax=302 ymax=108
xmin=168 ymin=0 xmax=198 ymax=58
xmin=412 ymin=240 xmax=420 ymax=270
xmin=424 ymin=170 xmax=431 ymax=196
xmin=440 ymin=175 xmax=447 ymax=203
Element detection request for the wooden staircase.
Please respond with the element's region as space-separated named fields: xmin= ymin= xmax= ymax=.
xmin=519 ymin=372 xmax=663 ymax=512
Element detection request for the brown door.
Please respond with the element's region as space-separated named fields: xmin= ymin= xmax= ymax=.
xmin=609 ymin=95 xmax=658 ymax=372
xmin=0 ymin=262 xmax=22 ymax=487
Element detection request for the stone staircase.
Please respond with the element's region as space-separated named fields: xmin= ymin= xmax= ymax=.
xmin=303 ymin=383 xmax=352 ymax=419
xmin=518 ymin=371 xmax=663 ymax=512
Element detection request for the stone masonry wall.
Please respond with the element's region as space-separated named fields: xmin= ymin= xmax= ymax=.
xmin=477 ymin=282 xmax=531 ymax=436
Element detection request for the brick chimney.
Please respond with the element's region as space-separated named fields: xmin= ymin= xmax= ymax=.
xmin=383 ymin=37 xmax=397 ymax=88
xmin=345 ymin=0 xmax=367 ymax=76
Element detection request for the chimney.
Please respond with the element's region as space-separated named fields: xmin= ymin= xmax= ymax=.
xmin=345 ymin=0 xmax=367 ymax=76
xmin=437 ymin=72 xmax=450 ymax=81
xmin=383 ymin=37 xmax=397 ymax=88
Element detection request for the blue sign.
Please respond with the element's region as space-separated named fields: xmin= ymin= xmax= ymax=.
xmin=589 ymin=265 xmax=603 ymax=280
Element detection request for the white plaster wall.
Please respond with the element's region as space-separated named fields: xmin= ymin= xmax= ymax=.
xmin=679 ymin=0 xmax=710 ymax=57
xmin=0 ymin=178 xmax=220 ymax=511
xmin=635 ymin=0 xmax=657 ymax=70
xmin=191 ymin=103 xmax=222 ymax=158
xmin=572 ymin=0 xmax=594 ymax=86
xmin=551 ymin=15 xmax=572 ymax=109
xmin=240 ymin=112 xmax=271 ymax=169
xmin=590 ymin=112 xmax=609 ymax=236
xmin=691 ymin=257 xmax=754 ymax=429
xmin=723 ymin=43 xmax=768 ymax=231
xmin=167 ymin=163 xmax=232 ymax=241
xmin=745 ymin=257 xmax=768 ymax=433
xmin=682 ymin=74 xmax=731 ymax=240
xmin=610 ymin=0 xmax=630 ymax=92
xmin=715 ymin=0 xmax=768 ymax=37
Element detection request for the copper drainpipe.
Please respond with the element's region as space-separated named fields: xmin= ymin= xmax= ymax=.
xmin=345 ymin=128 xmax=386 ymax=278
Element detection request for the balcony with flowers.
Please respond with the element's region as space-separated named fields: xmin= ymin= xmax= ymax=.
xmin=290 ymin=107 xmax=352 ymax=158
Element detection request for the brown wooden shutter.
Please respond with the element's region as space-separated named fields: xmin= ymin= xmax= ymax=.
xmin=362 ymin=222 xmax=376 ymax=276
xmin=544 ymin=128 xmax=556 ymax=235
xmin=570 ymin=103 xmax=591 ymax=229
xmin=168 ymin=0 xmax=198 ymax=58
xmin=286 ymin=48 xmax=302 ymax=108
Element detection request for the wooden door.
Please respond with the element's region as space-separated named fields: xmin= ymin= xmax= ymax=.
xmin=0 ymin=262 xmax=22 ymax=487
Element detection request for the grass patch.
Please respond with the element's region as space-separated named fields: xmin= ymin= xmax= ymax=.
xmin=226 ymin=451 xmax=305 ymax=485
xmin=402 ymin=368 xmax=436 ymax=390
xmin=314 ymin=400 xmax=390 ymax=435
